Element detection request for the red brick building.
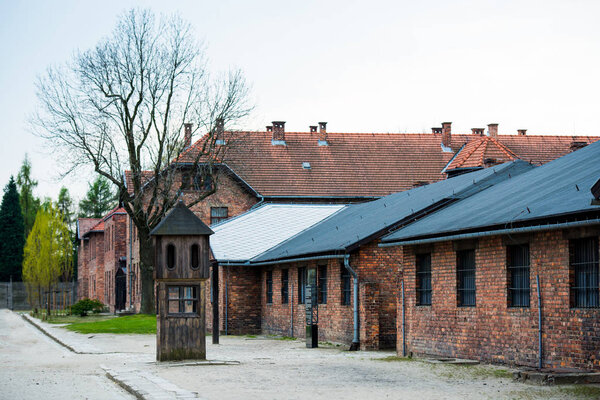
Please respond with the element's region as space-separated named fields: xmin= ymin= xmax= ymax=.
xmin=381 ymin=140 xmax=600 ymax=370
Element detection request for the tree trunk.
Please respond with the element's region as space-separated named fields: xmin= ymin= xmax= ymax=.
xmin=139 ymin=230 xmax=155 ymax=314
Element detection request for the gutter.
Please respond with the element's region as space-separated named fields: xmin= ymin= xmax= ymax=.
xmin=379 ymin=218 xmax=600 ymax=247
xmin=343 ymin=254 xmax=360 ymax=351
xmin=241 ymin=254 xmax=345 ymax=267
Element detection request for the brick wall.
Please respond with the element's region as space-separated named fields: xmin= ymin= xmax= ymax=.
xmin=103 ymin=213 xmax=128 ymax=312
xmin=399 ymin=230 xmax=600 ymax=371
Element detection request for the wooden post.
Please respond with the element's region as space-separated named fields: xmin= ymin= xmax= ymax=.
xmin=212 ymin=262 xmax=219 ymax=344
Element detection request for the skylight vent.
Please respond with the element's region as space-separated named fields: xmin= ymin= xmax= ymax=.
xmin=302 ymin=162 xmax=311 ymax=170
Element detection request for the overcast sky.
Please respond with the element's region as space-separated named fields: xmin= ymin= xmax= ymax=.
xmin=1 ymin=0 xmax=599 ymax=202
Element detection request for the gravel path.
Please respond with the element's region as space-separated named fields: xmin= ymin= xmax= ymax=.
xmin=2 ymin=310 xmax=599 ymax=400
xmin=0 ymin=309 xmax=134 ymax=400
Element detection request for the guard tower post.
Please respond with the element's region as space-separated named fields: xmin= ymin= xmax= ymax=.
xmin=150 ymin=201 xmax=213 ymax=361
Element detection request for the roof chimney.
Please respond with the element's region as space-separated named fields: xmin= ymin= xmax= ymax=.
xmin=488 ymin=123 xmax=498 ymax=137
xmin=266 ymin=125 xmax=273 ymax=132
xmin=272 ymin=121 xmax=286 ymax=143
xmin=309 ymin=126 xmax=318 ymax=133
xmin=471 ymin=128 xmax=484 ymax=135
xmin=517 ymin=129 xmax=527 ymax=136
xmin=318 ymin=122 xmax=328 ymax=143
xmin=441 ymin=122 xmax=452 ymax=148
xmin=184 ymin=123 xmax=193 ymax=148
xmin=432 ymin=127 xmax=442 ymax=134
xmin=215 ymin=118 xmax=225 ymax=144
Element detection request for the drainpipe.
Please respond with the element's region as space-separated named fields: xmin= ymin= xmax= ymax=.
xmin=225 ymin=267 xmax=229 ymax=336
xmin=128 ymin=216 xmax=133 ymax=309
xmin=251 ymin=195 xmax=265 ymax=210
xmin=401 ymin=280 xmax=406 ymax=357
xmin=536 ymin=274 xmax=543 ymax=370
xmin=290 ymin=283 xmax=294 ymax=337
xmin=344 ymin=254 xmax=360 ymax=351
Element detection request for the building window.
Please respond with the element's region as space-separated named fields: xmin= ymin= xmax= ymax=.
xmin=507 ymin=244 xmax=530 ymax=307
xmin=281 ymin=269 xmax=289 ymax=304
xmin=318 ymin=264 xmax=327 ymax=304
xmin=210 ymin=207 xmax=228 ymax=225
xmin=416 ymin=253 xmax=432 ymax=306
xmin=570 ymin=237 xmax=599 ymax=308
xmin=166 ymin=244 xmax=176 ymax=270
xmin=341 ymin=265 xmax=351 ymax=306
xmin=298 ymin=267 xmax=306 ymax=304
xmin=266 ymin=270 xmax=273 ymax=304
xmin=190 ymin=244 xmax=199 ymax=270
xmin=457 ymin=249 xmax=476 ymax=307
xmin=167 ymin=286 xmax=198 ymax=315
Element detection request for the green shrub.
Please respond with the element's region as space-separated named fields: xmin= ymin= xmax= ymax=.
xmin=70 ymin=298 xmax=104 ymax=316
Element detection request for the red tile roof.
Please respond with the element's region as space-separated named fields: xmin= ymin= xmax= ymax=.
xmin=102 ymin=206 xmax=127 ymax=221
xmin=127 ymin=129 xmax=599 ymax=199
xmin=77 ymin=218 xmax=102 ymax=239
xmin=446 ymin=136 xmax=518 ymax=170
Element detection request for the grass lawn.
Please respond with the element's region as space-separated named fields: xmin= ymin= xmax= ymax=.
xmin=44 ymin=314 xmax=115 ymax=325
xmin=65 ymin=314 xmax=156 ymax=334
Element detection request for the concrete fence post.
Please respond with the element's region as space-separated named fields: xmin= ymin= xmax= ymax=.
xmin=9 ymin=276 xmax=13 ymax=311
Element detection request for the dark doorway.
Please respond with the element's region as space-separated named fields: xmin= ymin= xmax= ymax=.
xmin=115 ymin=267 xmax=127 ymax=311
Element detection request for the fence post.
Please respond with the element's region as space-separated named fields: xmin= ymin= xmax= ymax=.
xmin=9 ymin=276 xmax=13 ymax=311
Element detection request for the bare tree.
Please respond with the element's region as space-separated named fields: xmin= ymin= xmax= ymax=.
xmin=32 ymin=9 xmax=252 ymax=313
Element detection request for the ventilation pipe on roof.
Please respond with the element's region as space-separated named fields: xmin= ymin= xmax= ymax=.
xmin=471 ymin=128 xmax=485 ymax=135
xmin=441 ymin=122 xmax=452 ymax=149
xmin=432 ymin=127 xmax=442 ymax=134
xmin=310 ymin=125 xmax=318 ymax=133
xmin=184 ymin=123 xmax=193 ymax=148
xmin=266 ymin=125 xmax=273 ymax=132
xmin=518 ymin=129 xmax=527 ymax=136
xmin=488 ymin=123 xmax=499 ymax=137
xmin=344 ymin=254 xmax=360 ymax=351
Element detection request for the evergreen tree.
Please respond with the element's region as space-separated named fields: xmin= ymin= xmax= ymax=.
xmin=57 ymin=187 xmax=74 ymax=227
xmin=0 ymin=177 xmax=25 ymax=281
xmin=78 ymin=176 xmax=117 ymax=218
xmin=16 ymin=154 xmax=40 ymax=237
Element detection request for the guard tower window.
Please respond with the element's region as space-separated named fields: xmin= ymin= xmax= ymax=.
xmin=570 ymin=237 xmax=599 ymax=308
xmin=266 ymin=270 xmax=273 ymax=304
xmin=166 ymin=244 xmax=176 ymax=270
xmin=167 ymin=286 xmax=198 ymax=315
xmin=457 ymin=249 xmax=476 ymax=307
xmin=318 ymin=265 xmax=327 ymax=304
xmin=416 ymin=253 xmax=432 ymax=306
xmin=281 ymin=269 xmax=289 ymax=304
xmin=507 ymin=244 xmax=530 ymax=307
xmin=190 ymin=244 xmax=199 ymax=270
xmin=210 ymin=207 xmax=228 ymax=225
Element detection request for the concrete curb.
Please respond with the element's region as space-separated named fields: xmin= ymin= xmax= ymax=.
xmin=514 ymin=370 xmax=600 ymax=385
xmin=20 ymin=313 xmax=80 ymax=354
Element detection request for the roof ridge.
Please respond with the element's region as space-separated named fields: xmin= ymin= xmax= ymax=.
xmin=488 ymin=136 xmax=518 ymax=160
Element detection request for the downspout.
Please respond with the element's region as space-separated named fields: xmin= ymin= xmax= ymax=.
xmin=344 ymin=254 xmax=360 ymax=351
xmin=290 ymin=282 xmax=294 ymax=337
xmin=128 ymin=216 xmax=133 ymax=309
xmin=225 ymin=267 xmax=229 ymax=336
xmin=536 ymin=274 xmax=543 ymax=370
xmin=401 ymin=280 xmax=406 ymax=357
xmin=251 ymin=195 xmax=265 ymax=210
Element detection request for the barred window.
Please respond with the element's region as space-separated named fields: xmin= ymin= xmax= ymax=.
xmin=570 ymin=237 xmax=599 ymax=308
xmin=167 ymin=286 xmax=198 ymax=315
xmin=281 ymin=269 xmax=289 ymax=304
xmin=341 ymin=266 xmax=351 ymax=305
xmin=416 ymin=253 xmax=432 ymax=306
xmin=210 ymin=207 xmax=228 ymax=225
xmin=298 ymin=267 xmax=306 ymax=304
xmin=266 ymin=270 xmax=273 ymax=304
xmin=507 ymin=244 xmax=530 ymax=307
xmin=318 ymin=265 xmax=327 ymax=304
xmin=457 ymin=249 xmax=476 ymax=307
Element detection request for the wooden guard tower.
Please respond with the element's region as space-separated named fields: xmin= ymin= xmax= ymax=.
xmin=150 ymin=201 xmax=213 ymax=361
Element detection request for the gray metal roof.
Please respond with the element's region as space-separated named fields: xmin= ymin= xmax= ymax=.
xmin=150 ymin=201 xmax=214 ymax=236
xmin=251 ymin=160 xmax=534 ymax=262
xmin=209 ymin=204 xmax=345 ymax=262
xmin=382 ymin=140 xmax=600 ymax=244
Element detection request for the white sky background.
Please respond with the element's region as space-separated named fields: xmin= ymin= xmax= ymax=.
xmin=1 ymin=0 xmax=599 ymax=203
